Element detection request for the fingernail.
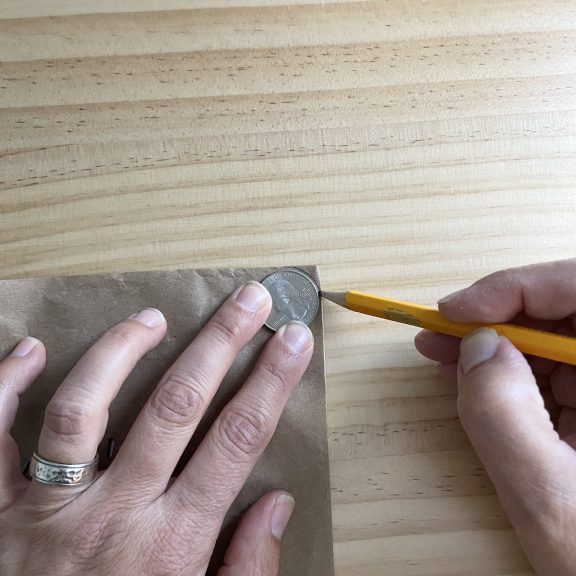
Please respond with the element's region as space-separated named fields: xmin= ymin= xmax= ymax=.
xmin=11 ymin=336 xmax=40 ymax=357
xmin=279 ymin=321 xmax=312 ymax=353
xmin=130 ymin=308 xmax=165 ymax=328
xmin=438 ymin=289 xmax=464 ymax=305
xmin=460 ymin=328 xmax=500 ymax=374
xmin=271 ymin=494 xmax=295 ymax=540
xmin=235 ymin=281 xmax=270 ymax=312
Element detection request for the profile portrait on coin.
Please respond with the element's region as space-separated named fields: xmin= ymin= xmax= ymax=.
xmin=269 ymin=277 xmax=308 ymax=321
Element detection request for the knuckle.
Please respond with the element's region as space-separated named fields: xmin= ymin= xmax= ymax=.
xmin=207 ymin=313 xmax=244 ymax=345
xmin=150 ymin=369 xmax=208 ymax=427
xmin=457 ymin=393 xmax=505 ymax=433
xmin=87 ymin=323 xmax=144 ymax=366
xmin=216 ymin=405 xmax=270 ymax=459
xmin=456 ymin=395 xmax=475 ymax=426
xmin=103 ymin=324 xmax=138 ymax=350
xmin=479 ymin=269 xmax=520 ymax=296
xmin=44 ymin=397 xmax=94 ymax=438
xmin=257 ymin=360 xmax=291 ymax=395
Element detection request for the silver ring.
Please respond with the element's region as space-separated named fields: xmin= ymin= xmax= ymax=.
xmin=29 ymin=452 xmax=98 ymax=486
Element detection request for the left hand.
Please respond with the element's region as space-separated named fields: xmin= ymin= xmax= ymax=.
xmin=0 ymin=281 xmax=313 ymax=576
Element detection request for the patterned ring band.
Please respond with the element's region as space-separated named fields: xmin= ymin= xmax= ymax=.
xmin=29 ymin=452 xmax=99 ymax=486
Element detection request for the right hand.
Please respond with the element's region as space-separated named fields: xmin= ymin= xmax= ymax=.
xmin=415 ymin=259 xmax=576 ymax=576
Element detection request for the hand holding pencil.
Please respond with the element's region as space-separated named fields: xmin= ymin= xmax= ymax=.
xmin=330 ymin=260 xmax=576 ymax=576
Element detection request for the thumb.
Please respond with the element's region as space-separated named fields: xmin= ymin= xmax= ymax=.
xmin=457 ymin=328 xmax=576 ymax=533
xmin=218 ymin=491 xmax=295 ymax=576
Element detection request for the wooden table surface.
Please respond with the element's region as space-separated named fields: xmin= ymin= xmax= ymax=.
xmin=2 ymin=1 xmax=576 ymax=574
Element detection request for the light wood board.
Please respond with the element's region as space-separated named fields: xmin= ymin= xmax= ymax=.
xmin=2 ymin=1 xmax=576 ymax=574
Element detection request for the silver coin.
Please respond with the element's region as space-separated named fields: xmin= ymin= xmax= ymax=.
xmin=261 ymin=268 xmax=320 ymax=331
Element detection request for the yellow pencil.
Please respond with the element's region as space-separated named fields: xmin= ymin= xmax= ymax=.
xmin=321 ymin=290 xmax=576 ymax=366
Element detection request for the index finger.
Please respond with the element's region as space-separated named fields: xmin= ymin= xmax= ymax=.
xmin=438 ymin=259 xmax=576 ymax=323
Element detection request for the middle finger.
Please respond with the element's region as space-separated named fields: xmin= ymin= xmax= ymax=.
xmin=107 ymin=282 xmax=271 ymax=494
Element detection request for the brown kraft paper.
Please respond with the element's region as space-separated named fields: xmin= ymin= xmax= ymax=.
xmin=0 ymin=267 xmax=334 ymax=576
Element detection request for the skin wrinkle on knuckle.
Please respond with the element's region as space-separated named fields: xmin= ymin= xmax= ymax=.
xmin=64 ymin=372 xmax=107 ymax=405
xmin=150 ymin=369 xmax=209 ymax=428
xmin=216 ymin=405 xmax=270 ymax=460
xmin=81 ymin=325 xmax=149 ymax=370
xmin=457 ymin=378 xmax=508 ymax=426
xmin=100 ymin=323 xmax=143 ymax=354
xmin=468 ymin=271 xmax=519 ymax=312
xmin=44 ymin=397 xmax=95 ymax=438
xmin=457 ymin=396 xmax=488 ymax=431
xmin=255 ymin=359 xmax=292 ymax=397
xmin=485 ymin=268 xmax=516 ymax=287
xmin=207 ymin=307 xmax=251 ymax=346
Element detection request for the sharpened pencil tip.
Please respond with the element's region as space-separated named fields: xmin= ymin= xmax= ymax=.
xmin=319 ymin=290 xmax=347 ymax=308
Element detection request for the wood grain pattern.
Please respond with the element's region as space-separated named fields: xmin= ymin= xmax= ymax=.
xmin=2 ymin=1 xmax=576 ymax=574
